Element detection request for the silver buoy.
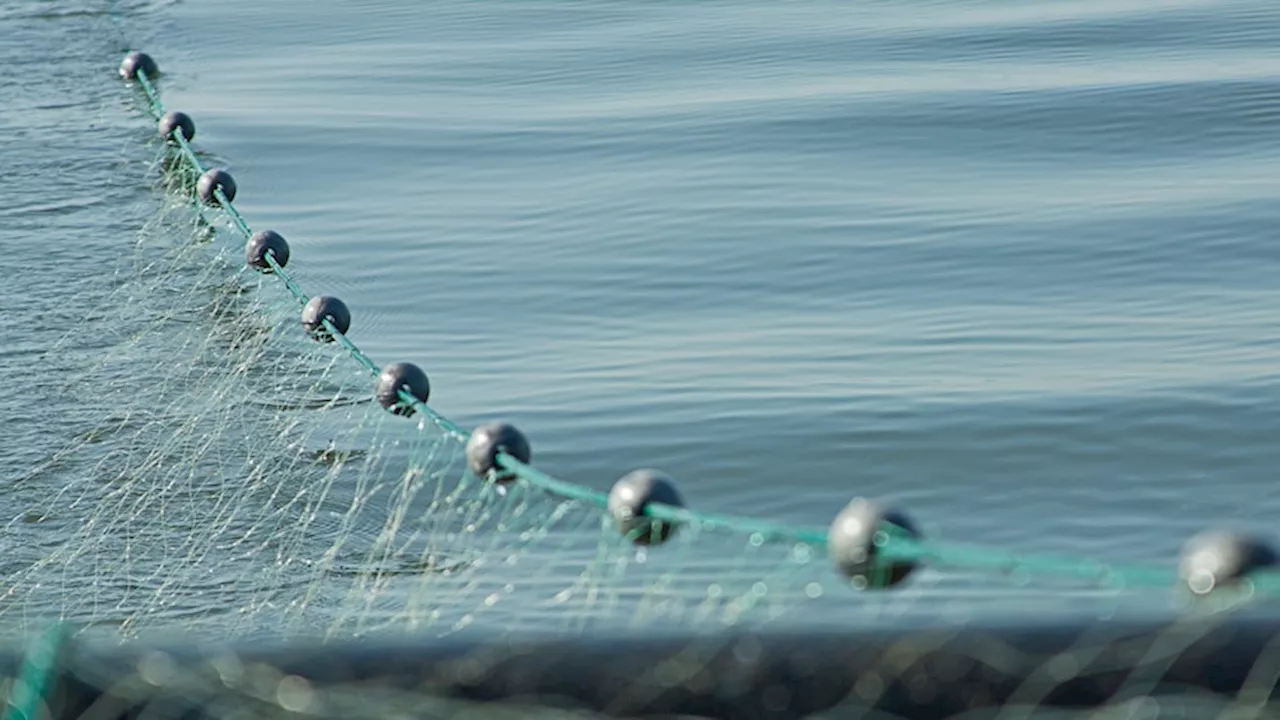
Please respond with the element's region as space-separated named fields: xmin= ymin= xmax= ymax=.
xmin=245 ymin=230 xmax=290 ymax=271
xmin=196 ymin=168 xmax=236 ymax=205
xmin=119 ymin=51 xmax=157 ymax=80
xmin=608 ymin=469 xmax=684 ymax=546
xmin=1179 ymin=530 xmax=1278 ymax=595
xmin=465 ymin=422 xmax=531 ymax=484
xmin=375 ymin=362 xmax=430 ymax=416
xmin=828 ymin=498 xmax=921 ymax=589
xmin=158 ymin=111 xmax=194 ymax=142
xmin=301 ymin=296 xmax=351 ymax=342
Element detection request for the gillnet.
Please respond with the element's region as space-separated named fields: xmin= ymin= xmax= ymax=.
xmin=3 ymin=28 xmax=1280 ymax=720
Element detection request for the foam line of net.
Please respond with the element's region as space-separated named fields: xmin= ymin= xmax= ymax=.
xmin=123 ymin=57 xmax=1280 ymax=598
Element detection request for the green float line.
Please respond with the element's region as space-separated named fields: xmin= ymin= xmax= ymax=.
xmin=122 ymin=61 xmax=1280 ymax=597
xmin=645 ymin=501 xmax=829 ymax=546
xmin=135 ymin=71 xmax=164 ymax=119
xmin=496 ymin=451 xmax=610 ymax=508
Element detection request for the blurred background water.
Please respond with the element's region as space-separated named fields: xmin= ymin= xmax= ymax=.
xmin=1 ymin=0 xmax=1278 ymax=632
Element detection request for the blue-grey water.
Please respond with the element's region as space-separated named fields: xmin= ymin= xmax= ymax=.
xmin=2 ymin=0 xmax=1279 ymax=655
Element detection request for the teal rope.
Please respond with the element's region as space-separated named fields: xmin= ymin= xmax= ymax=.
xmin=261 ymin=251 xmax=311 ymax=311
xmin=496 ymin=451 xmax=609 ymax=508
xmin=213 ymin=186 xmax=253 ymax=238
xmin=404 ymin=396 xmax=471 ymax=442
xmin=322 ymin=316 xmax=380 ymax=377
xmin=4 ymin=624 xmax=68 ymax=720
xmin=648 ymin=503 xmax=829 ymax=546
xmin=123 ymin=60 xmax=1279 ymax=596
xmin=135 ymin=71 xmax=164 ymax=120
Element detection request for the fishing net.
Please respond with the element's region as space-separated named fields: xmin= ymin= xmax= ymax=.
xmin=3 ymin=5 xmax=1280 ymax=719
xmin=4 ymin=53 xmax=1185 ymax=649
xmin=0 ymin=161 xmax=988 ymax=644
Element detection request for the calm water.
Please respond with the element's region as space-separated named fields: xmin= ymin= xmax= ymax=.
xmin=2 ymin=0 xmax=1279 ymax=637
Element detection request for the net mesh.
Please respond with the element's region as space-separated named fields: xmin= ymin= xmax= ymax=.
xmin=0 ymin=154 xmax=843 ymax=641
xmin=2 ymin=8 xmax=1279 ymax=717
xmin=3 ymin=106 xmax=1171 ymax=649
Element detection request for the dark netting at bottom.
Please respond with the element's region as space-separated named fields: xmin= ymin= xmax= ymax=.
xmin=6 ymin=613 xmax=1280 ymax=719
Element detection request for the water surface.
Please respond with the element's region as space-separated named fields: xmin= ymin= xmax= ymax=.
xmin=1 ymin=0 xmax=1278 ymax=637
